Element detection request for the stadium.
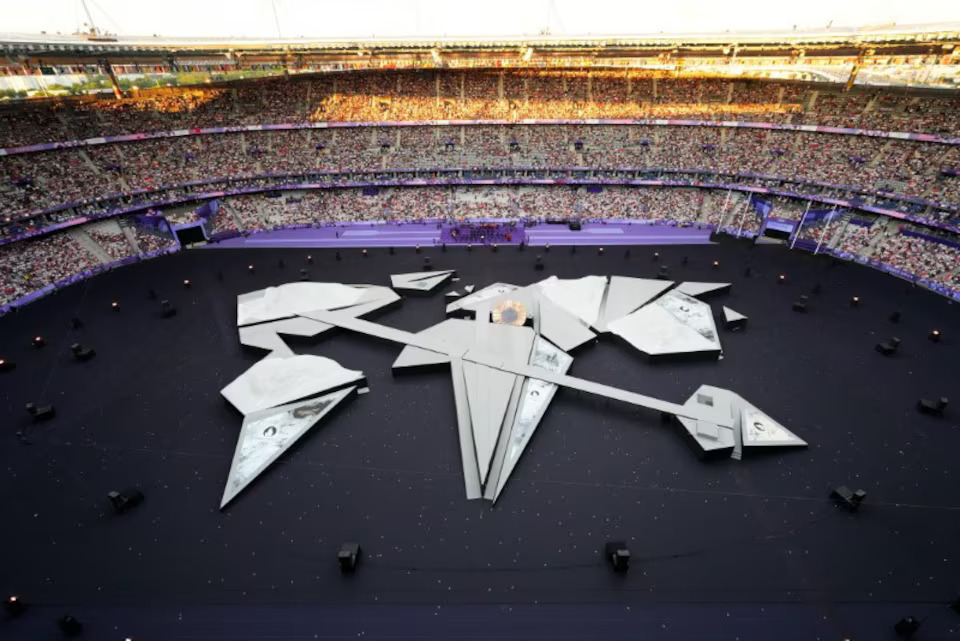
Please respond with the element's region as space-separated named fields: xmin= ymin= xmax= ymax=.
xmin=1 ymin=2 xmax=959 ymax=639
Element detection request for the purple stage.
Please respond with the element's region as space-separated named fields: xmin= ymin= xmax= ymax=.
xmin=209 ymin=222 xmax=713 ymax=248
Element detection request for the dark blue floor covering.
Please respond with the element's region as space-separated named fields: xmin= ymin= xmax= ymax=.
xmin=1 ymin=239 xmax=958 ymax=640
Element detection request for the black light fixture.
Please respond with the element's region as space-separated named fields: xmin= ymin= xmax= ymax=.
xmin=58 ymin=614 xmax=83 ymax=636
xmin=893 ymin=616 xmax=921 ymax=639
xmin=415 ymin=244 xmax=421 ymax=253
xmin=778 ymin=274 xmax=787 ymax=284
xmin=850 ymin=296 xmax=860 ymax=307
xmin=278 ymin=259 xmax=285 ymax=269
xmin=110 ymin=300 xmax=120 ymax=311
xmin=889 ymin=310 xmax=901 ymax=323
xmin=831 ymin=485 xmax=866 ymax=512
xmin=248 ymin=264 xmax=255 ymax=273
xmin=545 ymin=243 xmax=551 ymax=252
xmin=160 ymin=300 xmax=177 ymax=319
xmin=467 ymin=244 xmax=473 ymax=252
xmin=335 ymin=251 xmax=341 ymax=261
xmin=0 ymin=358 xmax=14 ymax=372
xmin=306 ymin=255 xmax=313 ymax=263
xmin=182 ymin=279 xmax=191 ymax=288
xmin=652 ymin=251 xmax=659 ymax=261
xmin=32 ymin=335 xmax=45 ymax=348
xmin=5 ymin=594 xmax=26 ymax=617
xmin=338 ymin=542 xmax=362 ymax=573
xmin=929 ymin=329 xmax=941 ymax=343
xmin=604 ymin=541 xmax=631 ymax=573
xmin=712 ymin=260 xmax=720 ymax=269
xmin=492 ymin=243 xmax=498 ymax=252
xmin=362 ymin=249 xmax=368 ymax=257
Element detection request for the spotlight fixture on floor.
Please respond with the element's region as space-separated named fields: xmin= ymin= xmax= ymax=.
xmin=604 ymin=541 xmax=631 ymax=573
xmin=0 ymin=358 xmax=14 ymax=372
xmin=111 ymin=300 xmax=120 ymax=311
xmin=25 ymin=402 xmax=56 ymax=422
xmin=893 ymin=616 xmax=920 ymax=639
xmin=423 ymin=257 xmax=432 ymax=271
xmin=58 ymin=614 xmax=83 ymax=637
xmin=778 ymin=274 xmax=787 ymax=284
xmin=299 ymin=269 xmax=310 ymax=281
xmin=4 ymin=595 xmax=26 ymax=617
xmin=467 ymin=244 xmax=473 ymax=252
xmin=850 ymin=296 xmax=860 ymax=307
xmin=32 ymin=335 xmax=45 ymax=348
xmin=415 ymin=245 xmax=421 ymax=254
xmin=534 ymin=255 xmax=545 ymax=271
xmin=876 ymin=337 xmax=900 ymax=356
xmin=712 ymin=260 xmax=720 ymax=269
xmin=389 ymin=247 xmax=395 ymax=255
xmin=492 ymin=243 xmax=498 ymax=252
xmin=182 ymin=279 xmax=191 ymax=288
xmin=598 ymin=247 xmax=604 ymax=255
xmin=545 ymin=244 xmax=550 ymax=253
xmin=792 ymin=296 xmax=809 ymax=313
xmin=929 ymin=329 xmax=941 ymax=343
xmin=70 ymin=343 xmax=96 ymax=362
xmin=889 ymin=310 xmax=901 ymax=323
xmin=335 ymin=251 xmax=341 ymax=261
xmin=830 ymin=485 xmax=866 ymax=512
xmin=441 ymin=243 xmax=447 ymax=252
xmin=248 ymin=264 xmax=255 ymax=273
xmin=917 ymin=397 xmax=948 ymax=417
xmin=306 ymin=255 xmax=313 ymax=264
xmin=160 ymin=300 xmax=177 ymax=319
xmin=652 ymin=251 xmax=659 ymax=261
xmin=71 ymin=316 xmax=83 ymax=329
xmin=338 ymin=542 xmax=362 ymax=573
xmin=107 ymin=489 xmax=145 ymax=514
xmin=362 ymin=249 xmax=368 ymax=258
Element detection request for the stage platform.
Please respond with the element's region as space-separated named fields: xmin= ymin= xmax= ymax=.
xmin=1 ymin=238 xmax=958 ymax=640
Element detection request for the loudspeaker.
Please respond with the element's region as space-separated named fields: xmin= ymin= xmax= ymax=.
xmin=604 ymin=541 xmax=630 ymax=572
xmin=894 ymin=616 xmax=920 ymax=638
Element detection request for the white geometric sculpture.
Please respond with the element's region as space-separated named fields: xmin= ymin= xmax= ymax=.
xmin=390 ymin=270 xmax=455 ymax=293
xmin=220 ymin=387 xmax=357 ymax=508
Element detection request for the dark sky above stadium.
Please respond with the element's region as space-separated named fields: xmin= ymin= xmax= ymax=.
xmin=0 ymin=0 xmax=956 ymax=38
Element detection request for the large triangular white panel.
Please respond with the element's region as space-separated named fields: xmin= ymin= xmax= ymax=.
xmin=392 ymin=345 xmax=451 ymax=371
xmin=740 ymin=404 xmax=807 ymax=448
xmin=492 ymin=337 xmax=573 ymax=502
xmin=463 ymin=362 xmax=516 ymax=485
xmin=221 ymin=354 xmax=365 ymax=415
xmin=722 ymin=306 xmax=747 ymax=323
xmin=676 ymin=281 xmax=731 ymax=298
xmin=536 ymin=275 xmax=607 ymax=326
xmin=220 ymin=387 xmax=356 ymax=508
xmin=390 ymin=270 xmax=455 ymax=292
xmin=597 ymin=276 xmax=674 ymax=331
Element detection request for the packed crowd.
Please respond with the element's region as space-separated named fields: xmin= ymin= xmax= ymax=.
xmin=873 ymin=228 xmax=960 ymax=287
xmin=1 ymin=184 xmax=958 ymax=308
xmin=3 ymin=71 xmax=960 ymax=151
xmin=4 ymin=124 xmax=960 ymax=227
